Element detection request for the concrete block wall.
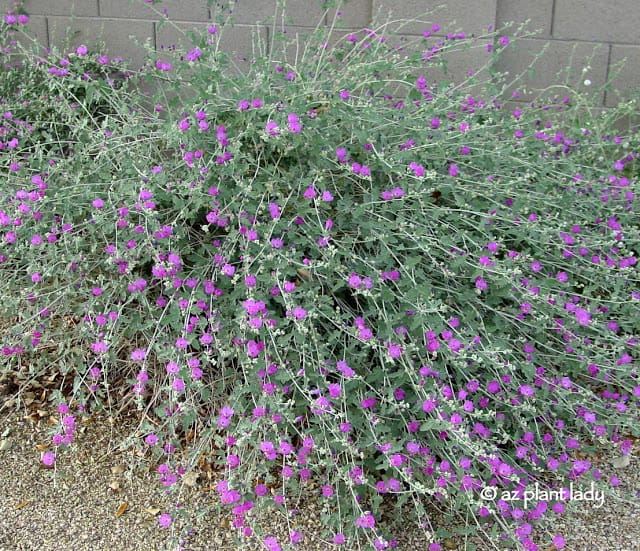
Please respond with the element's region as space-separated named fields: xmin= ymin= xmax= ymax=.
xmin=2 ymin=0 xmax=639 ymax=107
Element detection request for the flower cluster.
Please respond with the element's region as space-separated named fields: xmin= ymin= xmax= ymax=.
xmin=1 ymin=4 xmax=639 ymax=551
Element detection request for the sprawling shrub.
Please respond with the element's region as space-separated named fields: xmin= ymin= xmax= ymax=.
xmin=1 ymin=2 xmax=639 ymax=550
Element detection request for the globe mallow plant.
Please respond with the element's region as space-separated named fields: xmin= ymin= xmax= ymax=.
xmin=1 ymin=1 xmax=639 ymax=550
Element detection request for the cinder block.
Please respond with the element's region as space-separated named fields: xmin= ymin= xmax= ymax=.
xmin=553 ymin=0 xmax=640 ymax=43
xmin=501 ymin=98 xmax=608 ymax=120
xmin=372 ymin=0 xmax=497 ymax=36
xmin=424 ymin=39 xmax=495 ymax=88
xmin=610 ymin=111 xmax=640 ymax=134
xmin=154 ymin=20 xmax=213 ymax=97
xmin=156 ymin=20 xmax=267 ymax=57
xmin=492 ymin=38 xmax=609 ymax=106
xmin=299 ymin=26 xmax=388 ymax=68
xmin=23 ymin=15 xmax=49 ymax=48
xmin=316 ymin=30 xmax=494 ymax=101
xmin=21 ymin=0 xmax=98 ymax=17
xmin=605 ymin=45 xmax=640 ymax=107
xmin=155 ymin=20 xmax=211 ymax=50
xmin=1 ymin=15 xmax=48 ymax=68
xmin=496 ymin=0 xmax=552 ymax=37
xmin=218 ymin=23 xmax=268 ymax=71
xmin=2 ymin=14 xmax=48 ymax=49
xmin=48 ymin=17 xmax=154 ymax=69
xmin=294 ymin=28 xmax=494 ymax=93
xmin=326 ymin=0 xmax=372 ymax=29
xmin=157 ymin=21 xmax=267 ymax=75
xmin=288 ymin=26 xmax=369 ymax=73
xmin=269 ymin=24 xmax=333 ymax=65
xmin=211 ymin=0 xmax=326 ymax=27
xmin=99 ymin=0 xmax=209 ymax=21
xmin=405 ymin=36 xmax=495 ymax=97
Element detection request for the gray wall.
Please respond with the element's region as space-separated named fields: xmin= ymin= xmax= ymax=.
xmin=2 ymin=0 xmax=640 ymax=107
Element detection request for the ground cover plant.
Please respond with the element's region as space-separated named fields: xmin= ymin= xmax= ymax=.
xmin=1 ymin=1 xmax=639 ymax=549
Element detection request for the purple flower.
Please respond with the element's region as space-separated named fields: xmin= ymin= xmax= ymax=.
xmin=265 ymin=121 xmax=280 ymax=136
xmin=287 ymin=113 xmax=302 ymax=133
xmin=575 ymin=308 xmax=590 ymax=326
xmin=41 ymin=451 xmax=56 ymax=466
xmin=243 ymin=299 xmax=267 ymax=316
xmin=361 ymin=397 xmax=377 ymax=409
xmin=552 ymin=535 xmax=565 ymax=549
xmin=390 ymin=454 xmax=404 ymax=467
xmin=175 ymin=337 xmax=189 ymax=349
xmin=519 ymin=385 xmax=535 ymax=397
xmin=247 ymin=340 xmax=265 ymax=358
xmin=448 ymin=338 xmax=463 ymax=353
xmin=387 ymin=342 xmax=403 ymax=358
xmin=220 ymin=405 xmax=234 ymax=418
xmin=260 ymin=440 xmax=277 ymax=459
xmin=131 ymin=348 xmax=146 ymax=362
xmin=355 ymin=512 xmax=376 ymax=529
xmin=91 ymin=341 xmax=108 ymax=355
xmin=264 ymin=536 xmax=282 ymax=551
xmin=293 ymin=307 xmax=307 ymax=319
xmin=186 ymin=47 xmax=202 ymax=61
xmin=333 ymin=534 xmax=346 ymax=545
xmin=422 ymin=398 xmax=437 ymax=412
xmin=409 ymin=162 xmax=424 ymax=176
xmin=221 ymin=264 xmax=235 ymax=276
xmin=337 ymin=360 xmax=355 ymax=378
xmin=220 ymin=489 xmax=241 ymax=504
xmin=322 ymin=484 xmax=334 ymax=497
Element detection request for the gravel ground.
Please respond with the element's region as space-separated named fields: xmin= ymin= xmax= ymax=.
xmin=1 ymin=408 xmax=639 ymax=551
